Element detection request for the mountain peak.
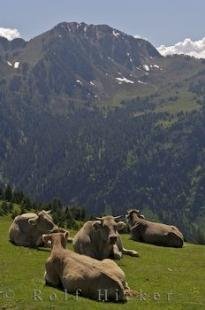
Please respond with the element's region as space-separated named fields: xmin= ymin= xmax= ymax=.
xmin=55 ymin=21 xmax=87 ymax=32
xmin=0 ymin=21 xmax=161 ymax=106
xmin=54 ymin=22 xmax=134 ymax=40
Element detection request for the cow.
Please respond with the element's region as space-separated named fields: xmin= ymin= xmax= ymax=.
xmin=126 ymin=209 xmax=184 ymax=248
xmin=73 ymin=215 xmax=139 ymax=260
xmin=9 ymin=210 xmax=68 ymax=247
xmin=117 ymin=221 xmax=130 ymax=234
xmin=42 ymin=232 xmax=134 ymax=302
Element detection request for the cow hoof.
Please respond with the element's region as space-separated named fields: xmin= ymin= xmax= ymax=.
xmin=132 ymin=251 xmax=139 ymax=257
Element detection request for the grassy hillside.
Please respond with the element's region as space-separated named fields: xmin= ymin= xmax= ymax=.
xmin=0 ymin=216 xmax=205 ymax=309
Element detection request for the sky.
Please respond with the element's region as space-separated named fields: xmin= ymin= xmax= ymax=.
xmin=0 ymin=0 xmax=205 ymax=57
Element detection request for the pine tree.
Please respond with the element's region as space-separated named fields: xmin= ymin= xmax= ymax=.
xmin=4 ymin=185 xmax=13 ymax=202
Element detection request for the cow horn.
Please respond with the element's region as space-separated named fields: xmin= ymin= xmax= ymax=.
xmin=95 ymin=217 xmax=103 ymax=221
xmin=114 ymin=215 xmax=122 ymax=220
xmin=28 ymin=218 xmax=37 ymax=225
xmin=45 ymin=210 xmax=52 ymax=214
xmin=128 ymin=209 xmax=139 ymax=214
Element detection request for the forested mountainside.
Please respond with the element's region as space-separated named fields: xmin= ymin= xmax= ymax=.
xmin=0 ymin=22 xmax=205 ymax=241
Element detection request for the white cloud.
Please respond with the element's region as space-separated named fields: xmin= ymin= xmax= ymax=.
xmin=134 ymin=34 xmax=148 ymax=41
xmin=0 ymin=27 xmax=21 ymax=41
xmin=158 ymin=37 xmax=205 ymax=59
xmin=134 ymin=34 xmax=142 ymax=39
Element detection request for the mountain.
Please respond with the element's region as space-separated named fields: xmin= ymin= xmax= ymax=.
xmin=0 ymin=22 xmax=163 ymax=115
xmin=0 ymin=22 xmax=204 ymax=113
xmin=0 ymin=22 xmax=205 ymax=242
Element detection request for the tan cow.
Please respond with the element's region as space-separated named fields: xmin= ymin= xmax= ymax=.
xmin=9 ymin=210 xmax=67 ymax=247
xmin=42 ymin=232 xmax=134 ymax=302
xmin=117 ymin=221 xmax=130 ymax=234
xmin=126 ymin=209 xmax=184 ymax=248
xmin=73 ymin=215 xmax=139 ymax=260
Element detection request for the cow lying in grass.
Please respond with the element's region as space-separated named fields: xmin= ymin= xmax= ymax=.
xmin=42 ymin=232 xmax=134 ymax=302
xmin=9 ymin=210 xmax=68 ymax=247
xmin=73 ymin=215 xmax=139 ymax=260
xmin=126 ymin=209 xmax=184 ymax=248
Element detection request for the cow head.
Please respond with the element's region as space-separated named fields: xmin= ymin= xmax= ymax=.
xmin=126 ymin=209 xmax=145 ymax=225
xmin=28 ymin=210 xmax=57 ymax=233
xmin=92 ymin=215 xmax=124 ymax=245
xmin=117 ymin=221 xmax=129 ymax=233
xmin=42 ymin=232 xmax=68 ymax=249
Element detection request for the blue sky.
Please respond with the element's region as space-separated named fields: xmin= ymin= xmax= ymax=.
xmin=0 ymin=0 xmax=204 ymax=46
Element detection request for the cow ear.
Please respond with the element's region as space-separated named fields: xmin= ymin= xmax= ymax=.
xmin=93 ymin=221 xmax=102 ymax=230
xmin=64 ymin=231 xmax=69 ymax=240
xmin=41 ymin=209 xmax=51 ymax=214
xmin=37 ymin=211 xmax=43 ymax=217
xmin=42 ymin=234 xmax=52 ymax=247
xmin=117 ymin=221 xmax=127 ymax=231
xmin=42 ymin=234 xmax=48 ymax=242
xmin=139 ymin=214 xmax=145 ymax=219
xmin=28 ymin=218 xmax=37 ymax=226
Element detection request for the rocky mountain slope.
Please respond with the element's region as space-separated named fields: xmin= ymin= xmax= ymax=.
xmin=0 ymin=22 xmax=205 ymax=241
xmin=0 ymin=22 xmax=161 ymax=111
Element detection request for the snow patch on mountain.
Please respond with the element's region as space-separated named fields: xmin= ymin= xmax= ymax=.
xmin=116 ymin=77 xmax=134 ymax=84
xmin=112 ymin=30 xmax=120 ymax=38
xmin=7 ymin=61 xmax=12 ymax=67
xmin=138 ymin=80 xmax=147 ymax=85
xmin=14 ymin=62 xmax=20 ymax=69
xmin=76 ymin=80 xmax=83 ymax=85
xmin=143 ymin=64 xmax=150 ymax=71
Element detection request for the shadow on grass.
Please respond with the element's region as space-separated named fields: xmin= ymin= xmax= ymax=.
xmin=44 ymin=282 xmax=128 ymax=304
xmin=9 ymin=240 xmax=50 ymax=253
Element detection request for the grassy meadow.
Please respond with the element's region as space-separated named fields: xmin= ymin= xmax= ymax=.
xmin=0 ymin=216 xmax=205 ymax=310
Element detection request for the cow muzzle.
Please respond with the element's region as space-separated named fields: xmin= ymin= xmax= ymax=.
xmin=109 ymin=235 xmax=117 ymax=244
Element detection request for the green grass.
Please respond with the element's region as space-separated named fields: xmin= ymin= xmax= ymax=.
xmin=0 ymin=216 xmax=205 ymax=309
xmin=156 ymin=91 xmax=200 ymax=114
xmin=102 ymin=79 xmax=201 ymax=116
xmin=102 ymin=84 xmax=156 ymax=109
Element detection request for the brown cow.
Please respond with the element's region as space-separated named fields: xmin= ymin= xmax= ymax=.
xmin=9 ymin=210 xmax=68 ymax=247
xmin=73 ymin=215 xmax=138 ymax=260
xmin=42 ymin=232 xmax=133 ymax=302
xmin=126 ymin=209 xmax=184 ymax=248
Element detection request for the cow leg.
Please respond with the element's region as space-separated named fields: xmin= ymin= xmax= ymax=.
xmin=112 ymin=244 xmax=123 ymax=260
xmin=122 ymin=248 xmax=139 ymax=257
xmin=44 ymin=271 xmax=61 ymax=287
xmin=36 ymin=236 xmax=44 ymax=247
xmin=117 ymin=235 xmax=139 ymax=257
xmin=44 ymin=263 xmax=61 ymax=287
